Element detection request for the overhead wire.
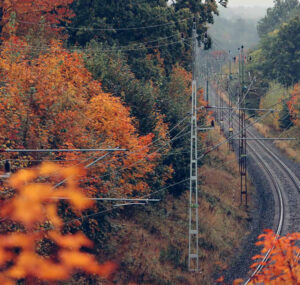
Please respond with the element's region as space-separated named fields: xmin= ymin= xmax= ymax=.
xmin=0 ymin=15 xmax=252 ymax=227
xmin=16 ymin=16 xmax=194 ymax=32
xmin=48 ymin=124 xmax=192 ymax=220
xmin=2 ymin=32 xmax=183 ymax=50
xmin=36 ymin=116 xmax=191 ymax=188
xmin=53 ymin=152 xmax=111 ymax=189
xmin=53 ymin=117 xmax=204 ymax=195
xmin=62 ymin=106 xmax=250 ymax=200
xmin=197 ymin=109 xmax=275 ymax=159
xmin=0 ymin=158 xmax=82 ymax=163
xmin=0 ymin=118 xmax=194 ymax=221
xmin=217 ymin=80 xmax=297 ymax=146
xmin=96 ymin=123 xmax=191 ymax=182
xmin=209 ymin=70 xmax=297 ymax=149
xmin=0 ymin=112 xmax=191 ymax=179
xmin=1 ymin=37 xmax=190 ymax=54
xmin=63 ymin=155 xmax=242 ymax=225
xmin=81 ymin=114 xmax=192 ymax=174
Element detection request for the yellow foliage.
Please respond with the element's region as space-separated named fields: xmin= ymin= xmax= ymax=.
xmin=0 ymin=163 xmax=116 ymax=283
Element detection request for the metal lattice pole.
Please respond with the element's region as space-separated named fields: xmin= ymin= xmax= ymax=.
xmin=239 ymin=46 xmax=248 ymax=206
xmin=188 ymin=19 xmax=199 ymax=272
xmin=228 ymin=51 xmax=234 ymax=151
xmin=219 ymin=58 xmax=224 ymax=133
xmin=206 ymin=53 xmax=209 ymax=103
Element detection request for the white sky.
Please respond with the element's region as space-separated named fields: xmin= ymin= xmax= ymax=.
xmin=227 ymin=0 xmax=274 ymax=7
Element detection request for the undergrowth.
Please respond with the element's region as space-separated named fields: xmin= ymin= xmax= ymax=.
xmin=253 ymin=82 xmax=300 ymax=162
xmin=93 ymin=127 xmax=252 ymax=285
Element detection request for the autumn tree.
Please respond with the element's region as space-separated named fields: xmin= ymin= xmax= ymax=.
xmin=0 ymin=0 xmax=75 ymax=39
xmin=84 ymin=42 xmax=161 ymax=135
xmin=0 ymin=163 xmax=116 ymax=284
xmin=287 ymin=84 xmax=300 ymax=126
xmin=157 ymin=65 xmax=193 ymax=196
xmin=233 ymin=230 xmax=300 ymax=285
xmin=0 ymin=36 xmax=173 ymax=282
xmin=80 ymin=42 xmax=175 ymax=197
xmin=0 ymin=37 xmax=173 ymax=196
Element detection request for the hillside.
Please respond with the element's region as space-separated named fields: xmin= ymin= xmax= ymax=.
xmin=0 ymin=1 xmax=299 ymax=284
xmin=72 ymin=127 xmax=252 ymax=285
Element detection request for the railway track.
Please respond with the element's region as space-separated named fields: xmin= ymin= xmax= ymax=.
xmin=232 ymin=117 xmax=300 ymax=284
xmin=210 ymin=87 xmax=300 ymax=282
xmin=244 ymin=142 xmax=284 ymax=284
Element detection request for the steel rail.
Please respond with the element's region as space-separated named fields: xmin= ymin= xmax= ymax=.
xmin=230 ymin=106 xmax=300 ymax=284
xmin=243 ymin=127 xmax=299 ymax=282
xmin=246 ymin=125 xmax=300 ymax=276
xmin=208 ymin=70 xmax=300 ymax=281
xmin=243 ymin=139 xmax=284 ymax=284
xmin=246 ymin=127 xmax=300 ymax=194
xmin=212 ymin=85 xmax=299 ymax=282
xmin=232 ymin=138 xmax=296 ymax=141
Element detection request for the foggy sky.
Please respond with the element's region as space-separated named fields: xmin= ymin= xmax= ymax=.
xmin=228 ymin=0 xmax=274 ymax=7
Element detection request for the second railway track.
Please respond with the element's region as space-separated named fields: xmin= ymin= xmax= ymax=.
xmin=232 ymin=113 xmax=300 ymax=234
xmin=233 ymin=116 xmax=300 ymax=283
xmin=211 ymin=86 xmax=300 ymax=282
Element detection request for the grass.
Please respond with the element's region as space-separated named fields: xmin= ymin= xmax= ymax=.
xmin=252 ymin=117 xmax=300 ymax=163
xmin=217 ymin=81 xmax=299 ymax=163
xmin=252 ymin=82 xmax=300 ymax=162
xmin=93 ymin=127 xmax=252 ymax=284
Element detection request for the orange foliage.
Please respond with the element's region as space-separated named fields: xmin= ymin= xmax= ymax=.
xmin=287 ymin=84 xmax=300 ymax=126
xmin=0 ymin=0 xmax=74 ymax=38
xmin=168 ymin=64 xmax=192 ymax=100
xmin=0 ymin=39 xmax=91 ymax=149
xmin=232 ymin=230 xmax=300 ymax=285
xmin=0 ymin=163 xmax=116 ymax=284
xmin=0 ymin=38 xmax=165 ymax=195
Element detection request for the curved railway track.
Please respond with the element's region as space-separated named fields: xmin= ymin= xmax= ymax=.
xmin=233 ymin=118 xmax=300 ymax=284
xmin=211 ymin=87 xmax=300 ymax=283
xmin=244 ymin=142 xmax=285 ymax=284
